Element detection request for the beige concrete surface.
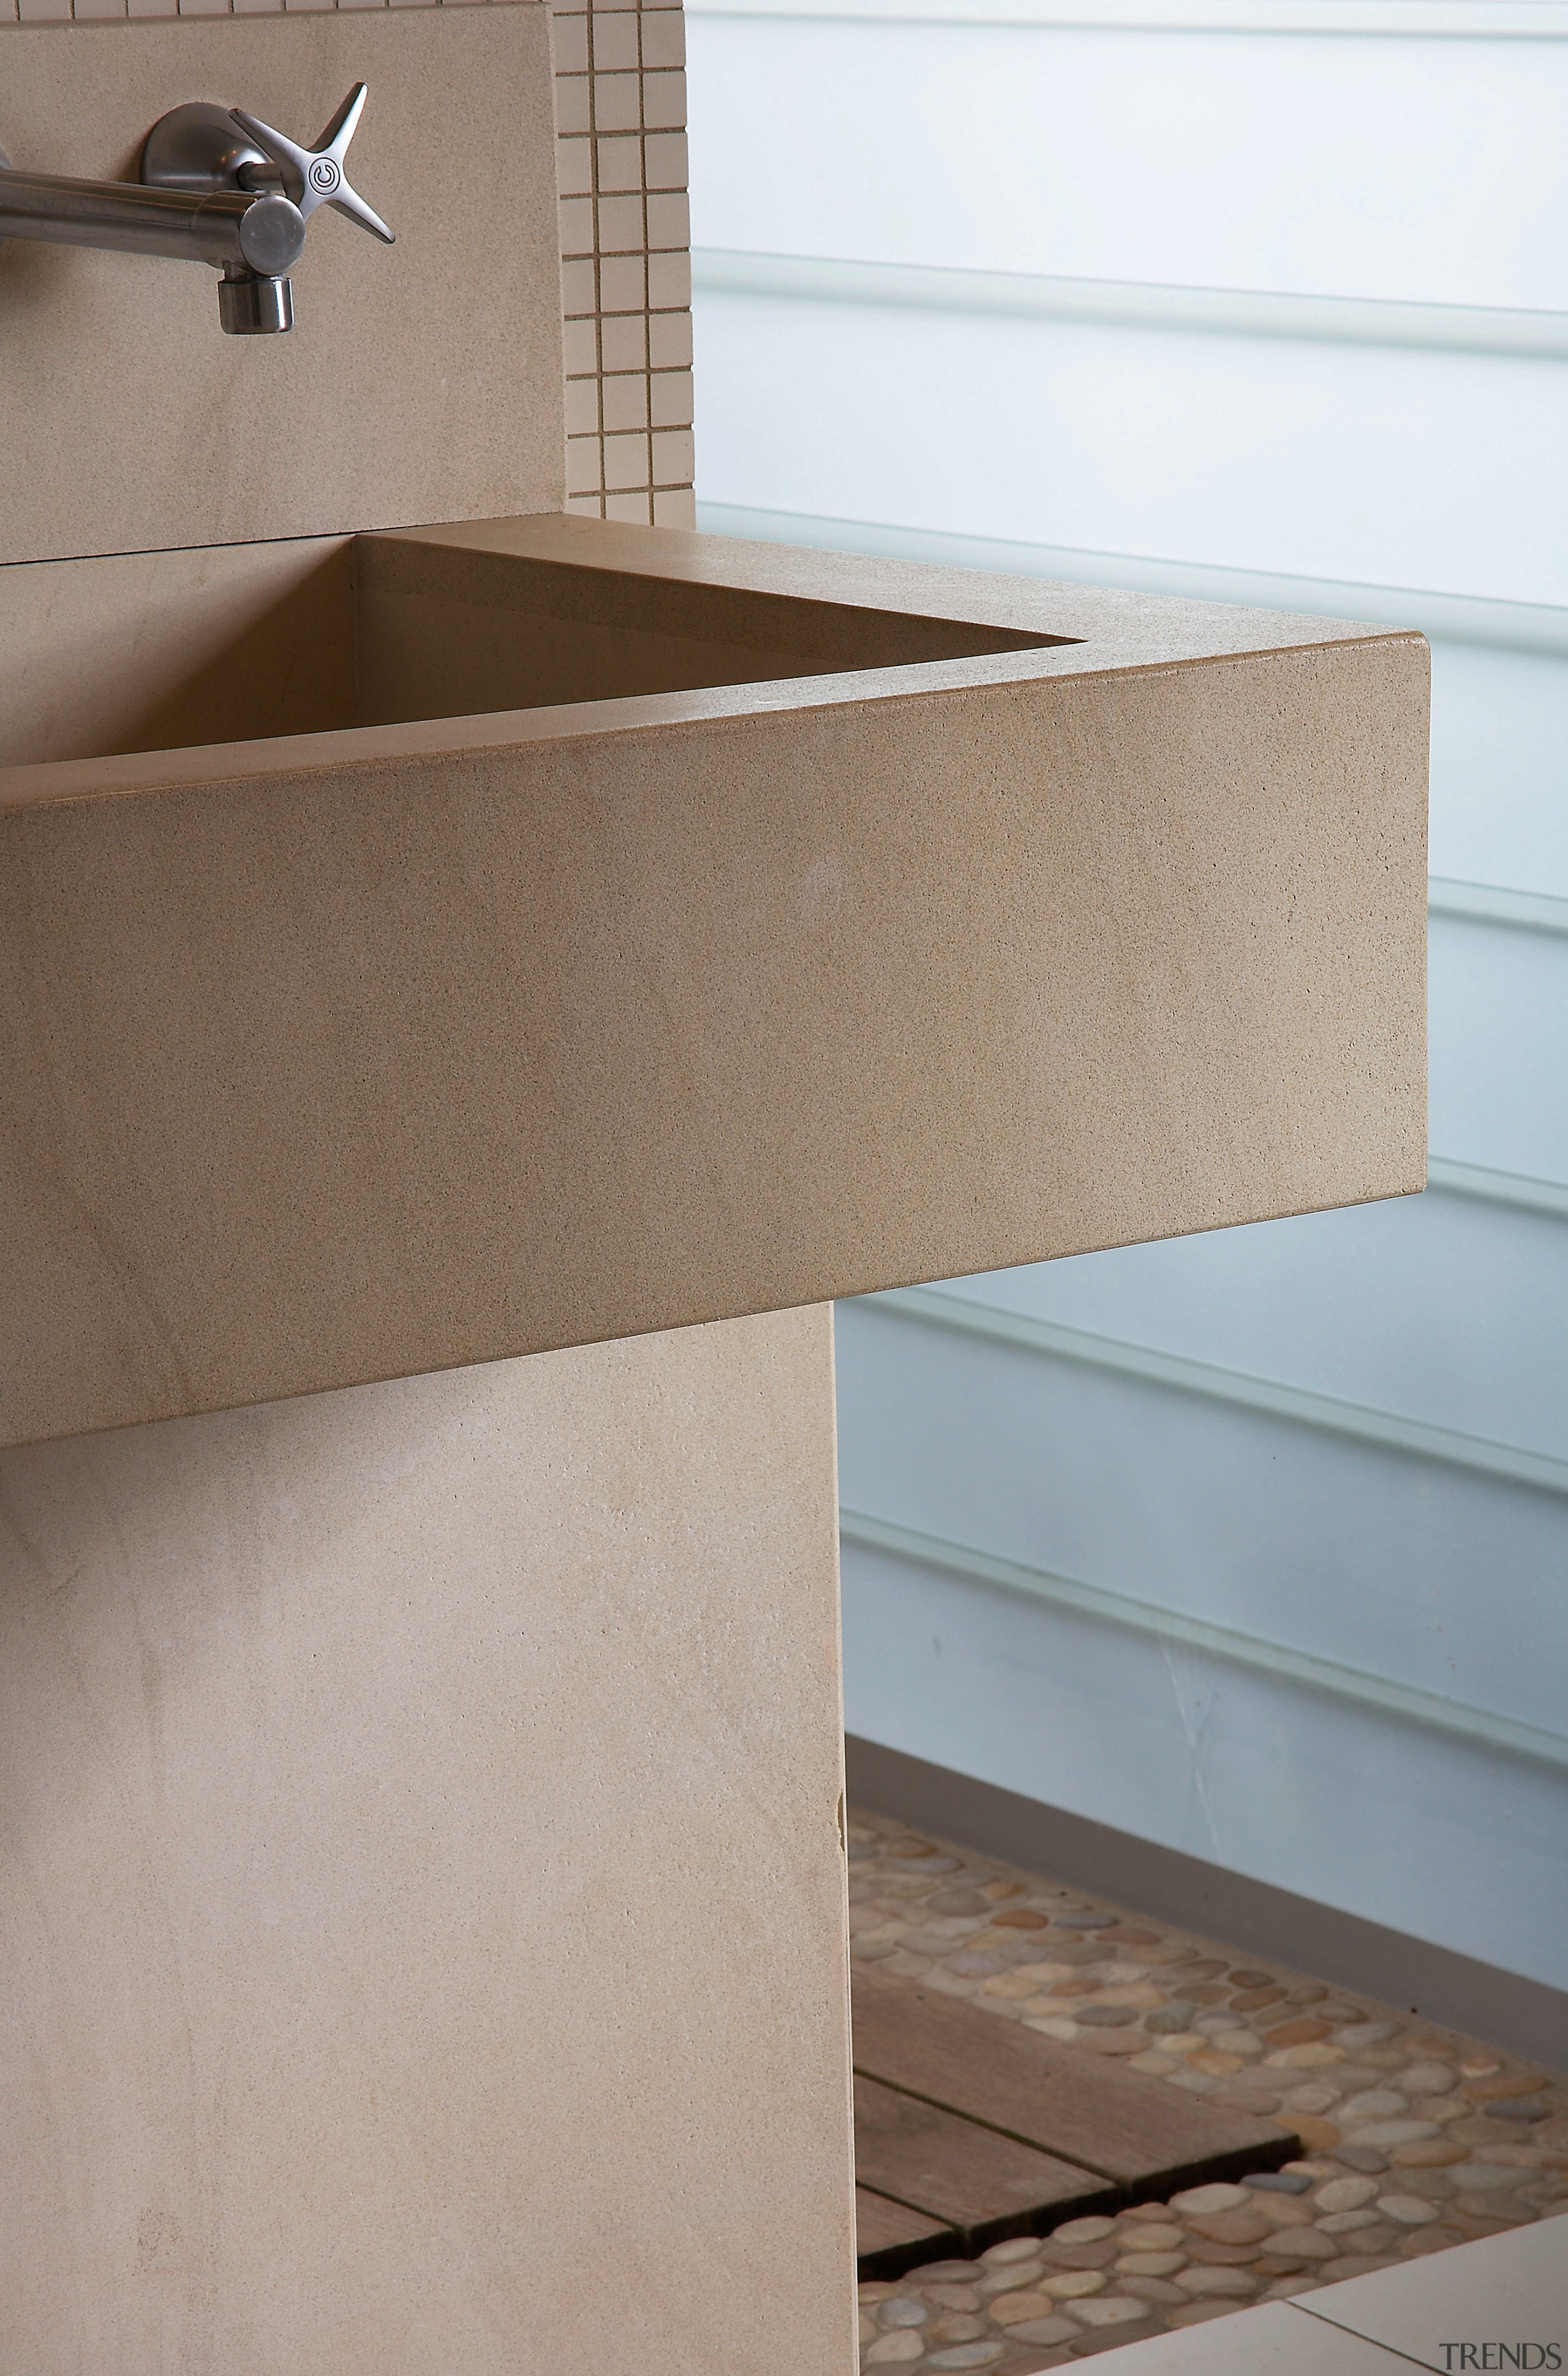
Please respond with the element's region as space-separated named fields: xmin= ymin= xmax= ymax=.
xmin=353 ymin=522 xmax=1056 ymax=725
xmin=0 ymin=1303 xmax=854 ymax=2375
xmin=0 ymin=517 xmax=1427 ymax=1449
xmin=0 ymin=519 xmax=1054 ymax=772
xmin=0 ymin=7 xmax=564 ymax=566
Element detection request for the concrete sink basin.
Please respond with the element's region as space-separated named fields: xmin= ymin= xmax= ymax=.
xmin=0 ymin=512 xmax=1427 ymax=1448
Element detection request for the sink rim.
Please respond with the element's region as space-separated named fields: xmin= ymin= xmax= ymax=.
xmin=0 ymin=512 xmax=1425 ymax=813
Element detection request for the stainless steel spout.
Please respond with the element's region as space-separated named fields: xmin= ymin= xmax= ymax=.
xmin=0 ymin=167 xmax=305 ymax=274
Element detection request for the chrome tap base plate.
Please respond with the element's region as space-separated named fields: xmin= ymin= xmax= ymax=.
xmin=141 ymin=104 xmax=275 ymax=197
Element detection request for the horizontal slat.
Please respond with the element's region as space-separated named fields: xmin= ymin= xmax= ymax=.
xmin=1428 ymin=876 xmax=1568 ymax=935
xmin=1427 ymin=1155 xmax=1568 ymax=1219
xmin=854 ymin=2073 xmax=1111 ymax=2232
xmin=695 ymin=503 xmax=1568 ymax=658
xmin=853 ymin=1969 xmax=1292 ymax=2187
xmin=694 ymin=249 xmax=1568 ymax=360
xmin=692 ymin=0 xmax=1568 ymax=32
xmin=840 ymin=1506 xmax=1568 ymax=1777
xmin=865 ymin=1286 xmax=1568 ymax=1502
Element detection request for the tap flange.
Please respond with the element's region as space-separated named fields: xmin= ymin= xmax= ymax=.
xmin=141 ymin=102 xmax=276 ymax=198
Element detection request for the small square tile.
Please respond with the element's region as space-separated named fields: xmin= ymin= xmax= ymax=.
xmin=589 ymin=11 xmax=639 ymax=69
xmin=564 ymin=494 xmax=606 ymax=518
xmin=564 ymin=379 xmax=600 ymax=437
xmin=602 ymin=431 xmax=650 ymax=491
xmin=559 ymin=258 xmax=598 ymax=315
xmin=647 ymin=251 xmax=690 ymax=309
xmin=565 ymin=436 xmax=605 ymax=497
xmin=595 ymin=134 xmax=644 ymax=193
xmin=643 ymin=132 xmax=687 ymax=192
xmin=652 ymin=488 xmax=697 ymax=530
xmin=605 ymin=491 xmax=655 ymax=525
xmin=556 ymin=135 xmax=593 ymax=197
xmin=554 ymin=74 xmax=591 ymax=135
xmin=592 ymin=70 xmax=642 ymax=132
xmin=642 ymin=69 xmax=685 ymax=131
xmin=598 ymin=254 xmax=647 ymax=312
xmin=646 ymin=191 xmax=689 ymax=251
xmin=601 ymin=373 xmax=649 ymax=433
xmin=650 ymin=428 xmax=694 ymax=483
xmin=551 ymin=13 xmax=589 ymax=70
xmin=648 ymin=311 xmax=692 ymax=369
xmin=600 ymin=314 xmax=648 ymax=372
xmin=562 ymin=317 xmax=600 ymax=376
xmin=639 ymin=9 xmax=684 ymax=66
xmin=557 ymin=197 xmax=595 ymax=257
xmin=649 ymin=369 xmax=693 ymax=429
xmin=127 ymin=0 xmax=179 ymax=15
xmin=596 ymin=194 xmax=645 ymax=252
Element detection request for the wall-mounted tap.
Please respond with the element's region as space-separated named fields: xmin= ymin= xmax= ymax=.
xmin=0 ymin=83 xmax=393 ymax=336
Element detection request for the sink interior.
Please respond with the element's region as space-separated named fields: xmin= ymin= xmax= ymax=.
xmin=1 ymin=527 xmax=1072 ymax=772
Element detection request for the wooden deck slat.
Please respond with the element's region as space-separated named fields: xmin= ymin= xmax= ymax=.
xmin=855 ymin=2074 xmax=1117 ymax=2234
xmin=853 ymin=1972 xmax=1297 ymax=2193
xmin=854 ymin=2187 xmax=956 ymax=2261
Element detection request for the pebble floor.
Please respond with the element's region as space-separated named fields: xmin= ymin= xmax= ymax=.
xmin=849 ymin=1807 xmax=1568 ymax=2370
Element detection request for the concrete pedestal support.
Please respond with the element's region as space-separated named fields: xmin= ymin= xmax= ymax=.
xmin=0 ymin=1306 xmax=854 ymax=2375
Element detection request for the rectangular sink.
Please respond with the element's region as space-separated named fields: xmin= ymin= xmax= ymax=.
xmin=0 ymin=513 xmax=1427 ymax=1447
xmin=1 ymin=518 xmax=1064 ymax=771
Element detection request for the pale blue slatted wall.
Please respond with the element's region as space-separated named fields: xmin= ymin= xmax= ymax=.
xmin=686 ymin=0 xmax=1568 ymax=1991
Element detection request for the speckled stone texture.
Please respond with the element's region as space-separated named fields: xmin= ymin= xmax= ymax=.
xmin=849 ymin=1810 xmax=1568 ymax=2370
xmin=0 ymin=1309 xmax=854 ymax=2376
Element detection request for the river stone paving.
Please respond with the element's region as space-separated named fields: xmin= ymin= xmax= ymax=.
xmin=849 ymin=1808 xmax=1568 ymax=2370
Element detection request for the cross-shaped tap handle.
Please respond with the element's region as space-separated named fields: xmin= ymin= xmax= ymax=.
xmin=229 ymin=84 xmax=394 ymax=247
